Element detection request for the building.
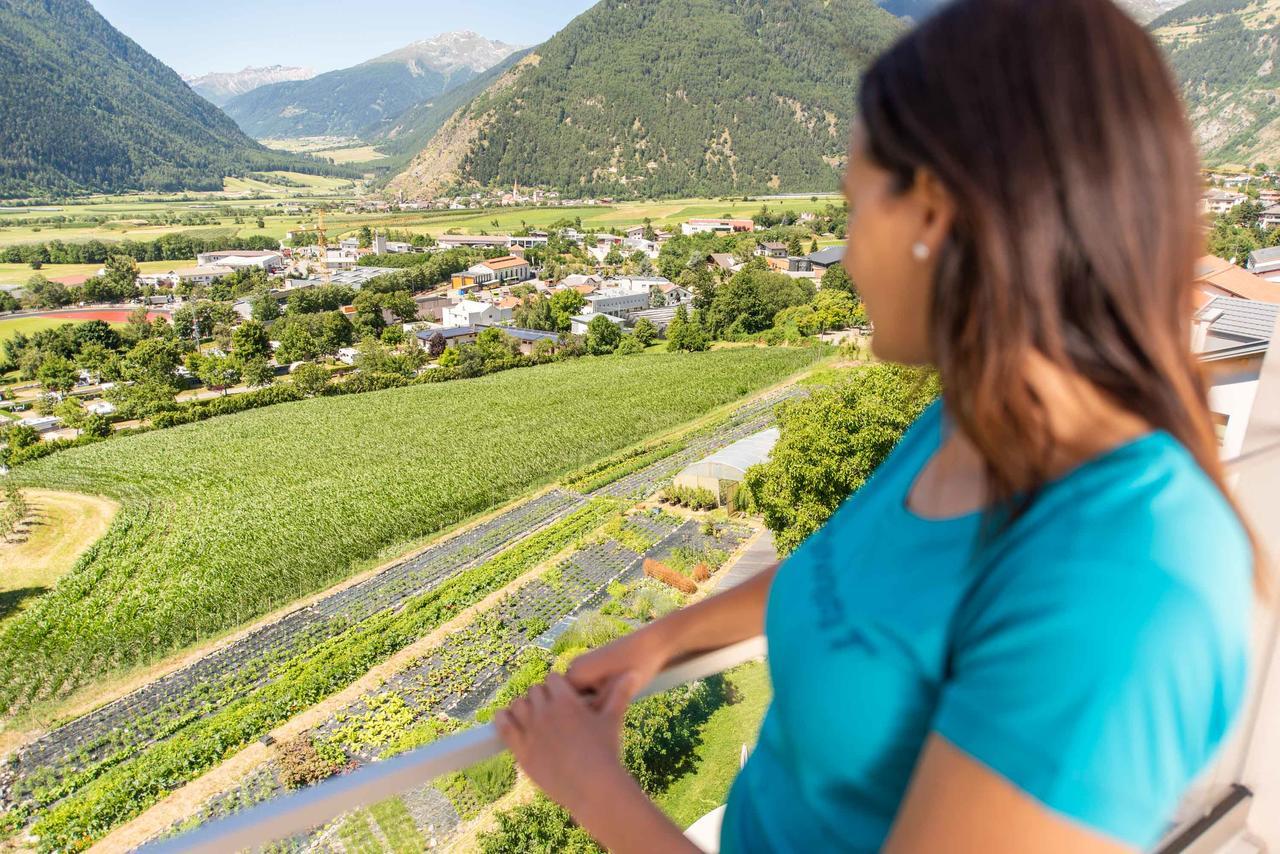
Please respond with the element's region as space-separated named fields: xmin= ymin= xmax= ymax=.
xmin=1193 ymin=296 xmax=1280 ymax=458
xmin=1246 ymin=247 xmax=1280 ymax=282
xmin=18 ymin=415 xmax=62 ymax=434
xmin=1194 ymin=256 xmax=1280 ymax=305
xmin=440 ymin=299 xmax=511 ymax=328
xmin=328 ymin=267 xmax=400 ymax=289
xmin=758 ymin=242 xmax=788 ymax=259
xmin=1262 ymin=206 xmax=1280 ymax=229
xmin=169 ymin=265 xmax=234 ymax=287
xmin=570 ymin=312 xmax=626 ymax=336
xmin=450 ymin=256 xmax=532 ymax=293
xmin=435 ymin=234 xmax=513 ymax=251
xmin=1203 ymin=189 xmax=1247 ymax=215
xmin=414 ymin=326 xmax=481 ymax=351
xmin=196 ymin=250 xmax=284 ymax=270
xmin=673 ymin=428 xmax=779 ymax=503
xmin=499 ymin=327 xmax=562 ymax=355
xmin=709 ymin=253 xmax=741 ymax=274
xmin=655 ymin=282 xmax=693 ymax=305
xmin=805 ymin=245 xmax=844 ymax=276
xmin=585 ymin=281 xmax=653 ymax=317
xmin=681 ymin=218 xmax=755 ymax=236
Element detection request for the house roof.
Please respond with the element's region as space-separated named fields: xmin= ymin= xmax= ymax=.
xmin=709 ymin=253 xmax=738 ymax=270
xmin=502 ymin=327 xmax=561 ymax=342
xmin=561 ymin=274 xmax=601 ymax=287
xmin=496 ymin=296 xmax=522 ymax=309
xmin=172 ymin=265 xmax=233 ymax=277
xmin=1195 ymin=256 xmax=1280 ymax=304
xmin=416 ymin=326 xmax=479 ymax=341
xmin=1248 ymin=246 xmax=1280 ymax=274
xmin=572 ymin=313 xmax=625 ymax=326
xmin=762 ymin=242 xmax=787 ymax=251
xmin=480 ymin=255 xmax=528 ymax=271
xmin=806 ymin=245 xmax=844 ymax=266
xmin=1197 ymin=296 xmax=1280 ymax=357
xmin=452 ymin=299 xmax=493 ymax=313
xmin=200 ymin=250 xmax=280 ymax=259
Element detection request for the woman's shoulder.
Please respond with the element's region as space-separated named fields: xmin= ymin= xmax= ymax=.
xmin=977 ymin=431 xmax=1252 ymax=634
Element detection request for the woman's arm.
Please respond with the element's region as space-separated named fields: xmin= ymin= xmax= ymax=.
xmin=884 ymin=735 xmax=1134 ymax=854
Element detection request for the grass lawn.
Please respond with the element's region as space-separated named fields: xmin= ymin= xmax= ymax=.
xmin=0 ymin=259 xmax=196 ymax=286
xmin=0 ymin=490 xmax=118 ymax=628
xmin=656 ymin=661 xmax=772 ymax=830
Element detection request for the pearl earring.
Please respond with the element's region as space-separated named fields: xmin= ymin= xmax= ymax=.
xmin=912 ymin=242 xmax=931 ymax=262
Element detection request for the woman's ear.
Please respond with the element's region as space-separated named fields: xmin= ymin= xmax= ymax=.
xmin=913 ymin=168 xmax=957 ymax=254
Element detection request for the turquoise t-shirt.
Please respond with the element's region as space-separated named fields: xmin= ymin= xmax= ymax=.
xmin=720 ymin=402 xmax=1251 ymax=852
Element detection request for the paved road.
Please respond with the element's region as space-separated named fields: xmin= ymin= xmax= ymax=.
xmin=715 ymin=528 xmax=779 ymax=591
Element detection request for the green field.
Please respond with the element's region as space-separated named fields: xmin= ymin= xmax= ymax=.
xmin=0 ymin=259 xmax=196 ymax=286
xmin=0 ymin=194 xmax=840 ymax=248
xmin=0 ymin=348 xmax=818 ymax=716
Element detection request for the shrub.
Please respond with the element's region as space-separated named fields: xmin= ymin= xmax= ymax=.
xmin=551 ymin=612 xmax=629 ymax=655
xmin=275 ymin=734 xmax=340 ymax=789
xmin=644 ymin=558 xmax=697 ymax=594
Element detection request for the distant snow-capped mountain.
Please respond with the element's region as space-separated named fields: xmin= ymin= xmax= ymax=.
xmin=185 ymin=65 xmax=317 ymax=107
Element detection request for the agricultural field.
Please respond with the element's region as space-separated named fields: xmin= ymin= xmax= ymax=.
xmin=0 ymin=259 xmax=197 ymax=286
xmin=0 ymin=348 xmax=820 ymax=719
xmin=0 ymin=193 xmax=840 ymax=249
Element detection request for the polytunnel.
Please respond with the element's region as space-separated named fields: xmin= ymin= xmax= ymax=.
xmin=673 ymin=427 xmax=780 ymax=495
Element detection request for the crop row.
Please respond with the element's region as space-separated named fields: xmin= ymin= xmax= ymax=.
xmin=15 ymin=500 xmax=618 ymax=853
xmin=0 ymin=490 xmax=583 ymax=813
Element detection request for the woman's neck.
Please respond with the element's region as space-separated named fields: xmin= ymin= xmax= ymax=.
xmin=908 ymin=353 xmax=1153 ymax=520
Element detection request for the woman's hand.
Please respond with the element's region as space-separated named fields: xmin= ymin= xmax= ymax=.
xmin=566 ymin=624 xmax=671 ymax=703
xmin=495 ymin=671 xmax=639 ymax=812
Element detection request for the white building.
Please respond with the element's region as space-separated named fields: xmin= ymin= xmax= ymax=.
xmin=681 ymin=218 xmax=755 ymax=236
xmin=440 ymin=300 xmax=512 ymax=328
xmin=1203 ymin=190 xmax=1247 ymax=215
xmin=570 ymin=312 xmax=626 ymax=336
xmin=196 ymin=250 xmax=284 ymax=270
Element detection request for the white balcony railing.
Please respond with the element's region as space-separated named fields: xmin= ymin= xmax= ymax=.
xmin=140 ymin=637 xmax=768 ymax=854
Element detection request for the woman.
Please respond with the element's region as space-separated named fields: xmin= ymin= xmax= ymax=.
xmin=494 ymin=0 xmax=1258 ymax=850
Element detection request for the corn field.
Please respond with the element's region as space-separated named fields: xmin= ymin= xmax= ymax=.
xmin=0 ymin=348 xmax=820 ymax=716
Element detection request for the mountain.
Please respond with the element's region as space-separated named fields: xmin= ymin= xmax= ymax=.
xmin=222 ymin=32 xmax=522 ymax=140
xmin=185 ymin=65 xmax=317 ymax=107
xmin=387 ymin=0 xmax=905 ymax=200
xmin=1152 ymin=0 xmax=1280 ymax=168
xmin=365 ymin=49 xmax=531 ymax=164
xmin=874 ymin=0 xmax=1184 ymax=23
xmin=0 ymin=0 xmax=339 ymax=198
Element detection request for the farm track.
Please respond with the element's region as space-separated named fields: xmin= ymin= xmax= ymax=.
xmin=0 ymin=383 xmax=803 ymax=830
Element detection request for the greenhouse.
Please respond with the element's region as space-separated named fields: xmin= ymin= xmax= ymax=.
xmin=673 ymin=428 xmax=779 ymax=495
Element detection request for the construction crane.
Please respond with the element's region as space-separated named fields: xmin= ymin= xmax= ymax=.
xmin=312 ymin=208 xmax=331 ymax=285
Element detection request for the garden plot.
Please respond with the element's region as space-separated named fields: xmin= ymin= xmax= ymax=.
xmin=592 ymin=385 xmax=809 ymax=500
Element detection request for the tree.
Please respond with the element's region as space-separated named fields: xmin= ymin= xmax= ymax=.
xmin=231 ymin=320 xmax=271 ymax=362
xmin=478 ymin=795 xmax=599 ymax=854
xmin=604 ymin=245 xmax=624 ymax=265
xmin=251 ymin=289 xmax=281 ymax=322
xmin=81 ymin=412 xmax=111 ymax=439
xmin=196 ymin=354 xmax=240 ymax=394
xmin=6 ymin=424 xmax=38 ymax=452
xmin=121 ymin=338 xmax=182 ymax=386
xmin=426 ymin=332 xmax=447 ymax=358
xmin=632 ymin=317 xmax=658 ymax=346
xmin=75 ymin=342 xmax=114 ymax=383
xmin=549 ymin=289 xmax=587 ymax=332
xmin=105 ymin=381 xmax=176 ymax=419
xmin=382 ymin=291 xmax=419 ymax=325
xmin=291 ymin=362 xmax=330 ymax=396
xmin=37 ymin=354 xmax=78 ymax=394
xmin=744 ymin=364 xmax=941 ymax=555
xmin=240 ymin=357 xmax=275 ymax=388
xmin=616 ymin=334 xmax=645 ymax=355
xmin=54 ymin=398 xmax=86 ymax=434
xmin=586 ymin=315 xmax=622 ymax=355
xmin=820 ymin=263 xmax=855 ymax=296
xmin=103 ymin=254 xmax=140 ymax=298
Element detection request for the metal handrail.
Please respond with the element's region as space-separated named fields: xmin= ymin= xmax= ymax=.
xmin=141 ymin=636 xmax=768 ymax=854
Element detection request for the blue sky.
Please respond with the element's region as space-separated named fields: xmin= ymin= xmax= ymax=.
xmin=89 ymin=0 xmax=599 ymax=77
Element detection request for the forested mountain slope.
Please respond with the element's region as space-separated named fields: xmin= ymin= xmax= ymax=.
xmin=1152 ymin=0 xmax=1280 ymax=167
xmin=387 ymin=0 xmax=905 ymax=199
xmin=0 ymin=0 xmax=335 ymax=197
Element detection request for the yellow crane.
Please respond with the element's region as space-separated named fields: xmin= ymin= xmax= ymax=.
xmin=312 ymin=208 xmax=331 ymax=284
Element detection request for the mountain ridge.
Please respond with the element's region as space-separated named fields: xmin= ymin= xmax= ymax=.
xmin=222 ymin=32 xmax=521 ymax=140
xmin=0 ymin=0 xmax=338 ymax=198
xmin=386 ymin=0 xmax=905 ymax=200
xmin=185 ymin=65 xmax=317 ymax=107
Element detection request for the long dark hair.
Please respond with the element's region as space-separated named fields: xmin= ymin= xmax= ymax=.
xmin=858 ymin=0 xmax=1261 ymax=584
